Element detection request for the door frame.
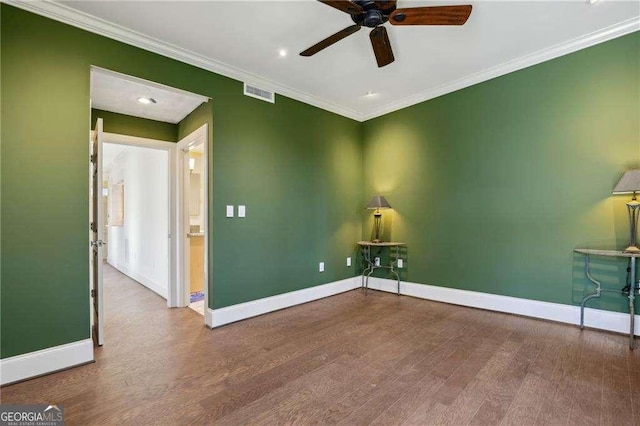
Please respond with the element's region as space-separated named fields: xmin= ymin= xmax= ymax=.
xmin=90 ymin=118 xmax=105 ymax=346
xmin=100 ymin=132 xmax=178 ymax=307
xmin=176 ymin=124 xmax=209 ymax=326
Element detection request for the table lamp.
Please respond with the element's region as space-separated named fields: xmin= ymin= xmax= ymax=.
xmin=366 ymin=195 xmax=391 ymax=243
xmin=613 ymin=170 xmax=640 ymax=253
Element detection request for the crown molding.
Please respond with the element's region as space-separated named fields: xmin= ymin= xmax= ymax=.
xmin=3 ymin=0 xmax=364 ymax=121
xmin=3 ymin=1 xmax=638 ymax=123
xmin=362 ymin=17 xmax=640 ymax=121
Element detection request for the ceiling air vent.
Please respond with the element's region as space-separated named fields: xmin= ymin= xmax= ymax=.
xmin=243 ymin=83 xmax=275 ymax=104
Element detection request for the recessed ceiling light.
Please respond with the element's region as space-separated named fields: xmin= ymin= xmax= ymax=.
xmin=137 ymin=97 xmax=156 ymax=104
xmin=278 ymin=49 xmax=287 ymax=58
xmin=364 ymin=91 xmax=378 ymax=97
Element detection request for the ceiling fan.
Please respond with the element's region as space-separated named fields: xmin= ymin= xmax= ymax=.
xmin=300 ymin=0 xmax=472 ymax=68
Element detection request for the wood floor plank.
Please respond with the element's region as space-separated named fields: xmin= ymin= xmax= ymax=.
xmin=530 ymin=323 xmax=584 ymax=426
xmin=600 ymin=334 xmax=634 ymax=426
xmin=467 ymin=315 xmax=550 ymax=425
xmin=566 ymin=328 xmax=606 ymax=426
xmin=197 ymin=305 xmax=435 ymax=422
xmin=627 ymin=344 xmax=640 ymax=426
xmin=429 ymin=338 xmax=522 ymax=426
xmin=332 ymin=311 xmax=497 ymax=424
xmin=299 ymin=311 xmax=476 ymax=424
xmin=2 ymin=264 xmax=638 ymax=426
xmin=499 ymin=372 xmax=554 ymax=426
xmin=369 ymin=374 xmax=446 ymax=426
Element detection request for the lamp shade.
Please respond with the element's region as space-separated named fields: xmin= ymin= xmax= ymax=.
xmin=613 ymin=170 xmax=640 ymax=194
xmin=366 ymin=195 xmax=392 ymax=209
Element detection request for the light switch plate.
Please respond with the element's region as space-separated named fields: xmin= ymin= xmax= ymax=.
xmin=375 ymin=257 xmax=381 ymax=267
xmin=226 ymin=205 xmax=234 ymax=218
xmin=397 ymin=259 xmax=404 ymax=268
xmin=347 ymin=257 xmax=352 ymax=267
xmin=319 ymin=262 xmax=325 ymax=272
xmin=238 ymin=205 xmax=246 ymax=218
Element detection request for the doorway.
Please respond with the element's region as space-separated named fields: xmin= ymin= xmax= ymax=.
xmin=89 ymin=67 xmax=211 ymax=346
xmin=177 ymin=125 xmax=209 ymax=317
xmin=103 ymin=136 xmax=173 ymax=298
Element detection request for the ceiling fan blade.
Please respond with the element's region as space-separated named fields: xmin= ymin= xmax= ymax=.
xmin=300 ymin=25 xmax=361 ymax=57
xmin=373 ymin=0 xmax=397 ymax=11
xmin=318 ymin=0 xmax=363 ymax=15
xmin=389 ymin=5 xmax=472 ymax=26
xmin=369 ymin=26 xmax=394 ymax=68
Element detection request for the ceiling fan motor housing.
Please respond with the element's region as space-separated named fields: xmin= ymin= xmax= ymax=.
xmin=364 ymin=10 xmax=383 ymax=27
xmin=351 ymin=0 xmax=397 ymax=28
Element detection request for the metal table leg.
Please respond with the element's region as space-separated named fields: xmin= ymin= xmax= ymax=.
xmin=389 ymin=244 xmax=400 ymax=295
xmin=366 ymin=266 xmax=375 ymax=295
xmin=580 ymin=254 xmax=602 ymax=329
xmin=365 ymin=247 xmax=382 ymax=296
xmin=361 ymin=246 xmax=374 ymax=296
xmin=361 ymin=246 xmax=367 ymax=290
xmin=630 ymin=256 xmax=636 ymax=349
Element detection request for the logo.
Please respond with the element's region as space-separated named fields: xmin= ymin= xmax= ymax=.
xmin=0 ymin=404 xmax=64 ymax=426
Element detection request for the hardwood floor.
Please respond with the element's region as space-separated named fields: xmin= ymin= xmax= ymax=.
xmin=2 ymin=265 xmax=640 ymax=425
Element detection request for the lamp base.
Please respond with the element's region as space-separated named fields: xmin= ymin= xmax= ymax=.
xmin=624 ymin=246 xmax=640 ymax=253
xmin=371 ymin=212 xmax=382 ymax=243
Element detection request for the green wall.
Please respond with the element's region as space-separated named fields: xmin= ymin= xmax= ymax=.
xmin=91 ymin=109 xmax=178 ymax=142
xmin=2 ymin=4 xmax=638 ymax=361
xmin=207 ymin=99 xmax=362 ymax=307
xmin=362 ymin=32 xmax=640 ymax=313
xmin=178 ymin=101 xmax=213 ymax=141
xmin=0 ymin=5 xmax=362 ymax=359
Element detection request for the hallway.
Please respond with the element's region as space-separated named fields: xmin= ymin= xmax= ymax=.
xmin=3 ymin=264 xmax=208 ymax=423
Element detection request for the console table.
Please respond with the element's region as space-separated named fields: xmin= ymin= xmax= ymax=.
xmin=357 ymin=241 xmax=406 ymax=295
xmin=574 ymin=248 xmax=640 ymax=349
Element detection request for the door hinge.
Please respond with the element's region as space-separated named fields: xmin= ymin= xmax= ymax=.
xmin=91 ymin=289 xmax=95 ymax=297
xmin=90 ymin=154 xmax=97 ymax=164
xmin=91 ymin=222 xmax=97 ymax=232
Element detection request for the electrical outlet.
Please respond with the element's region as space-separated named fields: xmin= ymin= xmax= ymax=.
xmin=397 ymin=258 xmax=404 ymax=268
xmin=347 ymin=257 xmax=352 ymax=267
xmin=238 ymin=205 xmax=246 ymax=218
xmin=319 ymin=262 xmax=325 ymax=272
xmin=226 ymin=205 xmax=234 ymax=218
xmin=375 ymin=257 xmax=381 ymax=267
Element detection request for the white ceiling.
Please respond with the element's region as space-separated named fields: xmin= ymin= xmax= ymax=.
xmin=91 ymin=68 xmax=208 ymax=123
xmin=27 ymin=1 xmax=640 ymax=120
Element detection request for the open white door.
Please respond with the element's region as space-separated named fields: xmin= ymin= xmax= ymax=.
xmin=91 ymin=118 xmax=105 ymax=346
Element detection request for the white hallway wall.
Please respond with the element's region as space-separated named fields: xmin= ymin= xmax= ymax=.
xmin=106 ymin=143 xmax=169 ymax=298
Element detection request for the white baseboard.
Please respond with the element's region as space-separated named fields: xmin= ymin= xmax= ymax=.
xmin=209 ymin=277 xmax=360 ymax=327
xmin=204 ymin=273 xmax=637 ymax=337
xmin=110 ymin=262 xmax=168 ymax=300
xmin=0 ymin=339 xmax=94 ymax=386
xmin=204 ymin=306 xmax=214 ymax=329
xmin=366 ymin=277 xmax=640 ymax=336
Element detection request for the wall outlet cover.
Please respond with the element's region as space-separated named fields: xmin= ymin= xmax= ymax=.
xmin=319 ymin=262 xmax=325 ymax=272
xmin=397 ymin=258 xmax=403 ymax=268
xmin=238 ymin=205 xmax=246 ymax=218
xmin=347 ymin=257 xmax=352 ymax=267
xmin=375 ymin=257 xmax=381 ymax=267
xmin=226 ymin=205 xmax=234 ymax=218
